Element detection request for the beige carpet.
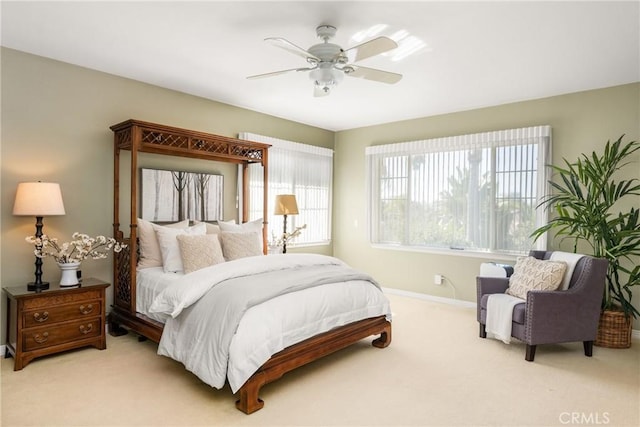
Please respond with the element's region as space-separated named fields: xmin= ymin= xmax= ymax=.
xmin=1 ymin=293 xmax=638 ymax=427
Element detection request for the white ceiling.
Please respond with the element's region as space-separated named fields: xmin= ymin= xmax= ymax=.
xmin=2 ymin=1 xmax=639 ymax=131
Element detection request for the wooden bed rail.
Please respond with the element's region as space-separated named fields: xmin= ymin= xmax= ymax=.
xmin=236 ymin=316 xmax=391 ymax=414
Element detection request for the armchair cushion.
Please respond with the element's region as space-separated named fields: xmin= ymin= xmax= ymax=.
xmin=480 ymin=294 xmax=526 ymax=324
xmin=505 ymin=256 xmax=567 ymax=300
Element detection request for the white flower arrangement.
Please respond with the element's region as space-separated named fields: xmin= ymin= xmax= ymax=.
xmin=26 ymin=232 xmax=126 ymax=264
xmin=269 ymin=224 xmax=307 ymax=247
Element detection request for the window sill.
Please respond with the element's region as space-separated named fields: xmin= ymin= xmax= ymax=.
xmin=273 ymin=241 xmax=331 ymax=250
xmin=370 ymin=243 xmax=521 ymax=262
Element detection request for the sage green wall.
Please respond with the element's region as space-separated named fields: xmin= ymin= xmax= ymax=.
xmin=333 ymin=83 xmax=640 ymax=325
xmin=2 ymin=45 xmax=639 ymax=347
xmin=0 ymin=48 xmax=334 ymax=343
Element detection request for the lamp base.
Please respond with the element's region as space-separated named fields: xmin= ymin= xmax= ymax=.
xmin=27 ymin=281 xmax=50 ymax=292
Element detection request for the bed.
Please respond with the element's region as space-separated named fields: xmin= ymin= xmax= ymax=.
xmin=108 ymin=120 xmax=392 ymax=414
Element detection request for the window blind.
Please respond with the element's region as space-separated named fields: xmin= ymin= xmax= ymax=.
xmin=366 ymin=126 xmax=551 ymax=254
xmin=240 ymin=132 xmax=333 ymax=246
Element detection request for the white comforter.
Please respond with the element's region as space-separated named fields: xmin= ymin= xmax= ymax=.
xmin=149 ymin=254 xmax=391 ymax=393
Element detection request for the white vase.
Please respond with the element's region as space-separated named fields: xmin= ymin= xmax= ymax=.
xmin=268 ymin=245 xmax=283 ymax=254
xmin=58 ymin=262 xmax=81 ymax=287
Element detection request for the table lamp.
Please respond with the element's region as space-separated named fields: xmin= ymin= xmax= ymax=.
xmin=274 ymin=194 xmax=298 ymax=254
xmin=13 ymin=182 xmax=66 ymax=291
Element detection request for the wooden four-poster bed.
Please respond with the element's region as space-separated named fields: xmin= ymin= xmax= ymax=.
xmin=108 ymin=119 xmax=392 ymax=414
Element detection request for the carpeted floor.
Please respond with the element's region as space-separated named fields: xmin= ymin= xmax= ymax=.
xmin=1 ymin=292 xmax=638 ymax=427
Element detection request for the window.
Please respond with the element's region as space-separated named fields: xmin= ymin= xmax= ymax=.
xmin=240 ymin=133 xmax=333 ymax=246
xmin=366 ymin=126 xmax=551 ymax=255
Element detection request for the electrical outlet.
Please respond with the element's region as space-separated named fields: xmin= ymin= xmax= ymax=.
xmin=434 ymin=274 xmax=443 ymax=285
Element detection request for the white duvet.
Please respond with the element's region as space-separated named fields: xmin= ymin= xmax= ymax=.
xmin=149 ymin=254 xmax=391 ymax=393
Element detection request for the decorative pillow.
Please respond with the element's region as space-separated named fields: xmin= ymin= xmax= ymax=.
xmin=220 ymin=231 xmax=262 ymax=260
xmin=137 ymin=218 xmax=190 ymax=269
xmin=176 ymin=234 xmax=225 ymax=274
xmin=218 ymin=218 xmax=264 ymax=248
xmin=155 ymin=223 xmax=207 ymax=273
xmin=506 ymin=256 xmax=567 ymax=299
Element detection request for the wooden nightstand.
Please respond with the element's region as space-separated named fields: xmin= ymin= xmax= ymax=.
xmin=4 ymin=278 xmax=109 ymax=370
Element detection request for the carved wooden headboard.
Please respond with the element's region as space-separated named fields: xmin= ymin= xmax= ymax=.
xmin=110 ymin=119 xmax=270 ymax=315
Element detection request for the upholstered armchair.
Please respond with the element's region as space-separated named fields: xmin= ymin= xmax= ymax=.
xmin=477 ymin=250 xmax=608 ymax=361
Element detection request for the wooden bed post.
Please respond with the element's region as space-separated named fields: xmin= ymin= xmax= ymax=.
xmin=262 ymin=149 xmax=268 ymax=254
xmin=129 ymin=124 xmax=140 ymax=316
xmin=113 ymin=135 xmax=120 ymax=276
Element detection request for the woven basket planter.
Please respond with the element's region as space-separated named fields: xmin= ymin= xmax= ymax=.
xmin=595 ymin=309 xmax=632 ymax=349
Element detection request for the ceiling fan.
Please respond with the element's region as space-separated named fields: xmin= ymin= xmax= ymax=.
xmin=247 ymin=25 xmax=402 ymax=97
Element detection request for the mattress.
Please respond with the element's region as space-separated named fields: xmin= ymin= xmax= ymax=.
xmin=136 ymin=267 xmax=179 ymax=323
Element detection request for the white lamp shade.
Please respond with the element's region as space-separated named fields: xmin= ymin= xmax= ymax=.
xmin=13 ymin=182 xmax=66 ymax=216
xmin=274 ymin=194 xmax=299 ymax=215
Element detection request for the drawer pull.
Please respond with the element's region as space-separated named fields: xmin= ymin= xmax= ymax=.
xmin=33 ymin=332 xmax=49 ymax=344
xmin=79 ymin=324 xmax=93 ymax=334
xmin=79 ymin=304 xmax=94 ymax=315
xmin=33 ymin=311 xmax=49 ymax=322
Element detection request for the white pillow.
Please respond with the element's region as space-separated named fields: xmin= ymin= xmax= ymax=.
xmin=137 ymin=218 xmax=190 ymax=269
xmin=220 ymin=231 xmax=263 ymax=260
xmin=218 ymin=218 xmax=264 ymax=247
xmin=194 ymin=220 xmax=222 ymax=235
xmin=176 ymin=234 xmax=225 ymax=273
xmin=156 ymin=223 xmax=207 ymax=273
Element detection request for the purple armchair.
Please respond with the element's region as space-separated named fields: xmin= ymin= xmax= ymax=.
xmin=477 ymin=250 xmax=608 ymax=361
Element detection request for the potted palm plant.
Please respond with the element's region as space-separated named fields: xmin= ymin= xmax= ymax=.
xmin=531 ymin=136 xmax=640 ymax=348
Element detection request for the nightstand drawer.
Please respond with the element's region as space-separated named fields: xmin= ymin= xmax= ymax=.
xmin=21 ymin=289 xmax=102 ymax=311
xmin=23 ymin=318 xmax=102 ymax=351
xmin=23 ymin=300 xmax=102 ymax=328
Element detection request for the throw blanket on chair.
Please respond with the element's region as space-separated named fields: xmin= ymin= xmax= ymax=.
xmin=550 ymin=251 xmax=585 ymax=290
xmin=486 ymin=293 xmax=525 ymax=344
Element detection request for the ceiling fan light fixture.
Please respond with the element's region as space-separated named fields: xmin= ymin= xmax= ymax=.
xmin=309 ymin=67 xmax=344 ymax=88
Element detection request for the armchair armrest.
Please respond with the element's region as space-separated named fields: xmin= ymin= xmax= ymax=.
xmin=476 ymin=277 xmax=510 ymax=321
xmin=476 ymin=276 xmax=509 ymax=296
xmin=525 ymin=289 xmax=601 ymax=345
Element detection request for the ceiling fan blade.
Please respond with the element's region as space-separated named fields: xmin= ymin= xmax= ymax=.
xmin=247 ymin=67 xmax=314 ymax=80
xmin=343 ymin=36 xmax=398 ymax=62
xmin=345 ymin=65 xmax=402 ymax=84
xmin=314 ymin=85 xmax=331 ymax=97
xmin=265 ymin=37 xmax=320 ymax=62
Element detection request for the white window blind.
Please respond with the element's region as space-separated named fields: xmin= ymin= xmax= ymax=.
xmin=240 ymin=132 xmax=333 ymax=246
xmin=366 ymin=126 xmax=551 ymax=255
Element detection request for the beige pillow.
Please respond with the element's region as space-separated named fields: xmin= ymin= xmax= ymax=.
xmin=176 ymin=234 xmax=225 ymax=273
xmin=506 ymin=256 xmax=567 ymax=299
xmin=155 ymin=223 xmax=207 ymax=273
xmin=137 ymin=218 xmax=190 ymax=269
xmin=220 ymin=231 xmax=263 ymax=261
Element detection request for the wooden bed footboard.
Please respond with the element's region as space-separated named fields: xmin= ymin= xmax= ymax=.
xmin=109 ymin=304 xmax=391 ymax=415
xmin=236 ymin=315 xmax=392 ymax=414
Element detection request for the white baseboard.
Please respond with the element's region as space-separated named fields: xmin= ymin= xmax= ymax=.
xmin=382 ymin=287 xmax=640 ymax=340
xmin=0 ymin=344 xmax=5 ymax=357
xmin=382 ymin=287 xmax=476 ymax=308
